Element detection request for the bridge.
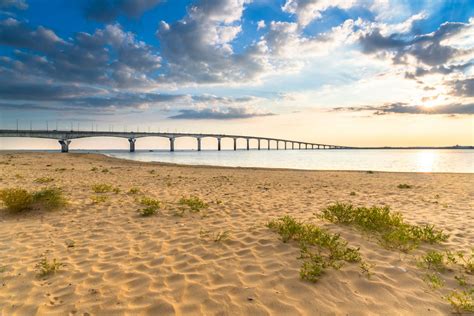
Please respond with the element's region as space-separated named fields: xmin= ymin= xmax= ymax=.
xmin=0 ymin=130 xmax=350 ymax=152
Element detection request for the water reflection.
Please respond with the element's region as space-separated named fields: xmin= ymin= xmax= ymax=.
xmin=416 ymin=151 xmax=436 ymax=172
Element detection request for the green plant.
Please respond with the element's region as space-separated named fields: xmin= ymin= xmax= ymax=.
xmin=34 ymin=177 xmax=54 ymax=184
xmin=0 ymin=188 xmax=34 ymax=212
xmin=444 ymin=288 xmax=474 ymax=313
xmin=128 ymin=187 xmax=140 ymax=194
xmin=90 ymin=167 xmax=98 ymax=171
xmin=320 ymin=203 xmax=448 ymax=252
xmin=455 ymin=274 xmax=468 ymax=287
xmin=137 ymin=206 xmax=158 ymax=217
xmin=267 ymin=215 xmax=361 ymax=283
xmin=91 ymin=183 xmax=113 ymax=193
xmin=36 ymin=257 xmax=64 ymax=277
xmin=90 ymin=195 xmax=107 ymax=203
xmin=199 ymin=228 xmax=211 ymax=239
xmin=349 ymin=192 xmax=356 ymax=196
xmin=179 ymin=196 xmax=208 ymax=212
xmin=397 ymin=184 xmax=412 ymax=189
xmin=419 ymin=251 xmax=446 ymax=271
xmin=101 ymin=168 xmax=109 ymax=173
xmin=113 ymin=187 xmax=120 ymax=194
xmin=140 ymin=197 xmax=161 ymax=208
xmin=213 ymin=230 xmax=230 ymax=242
xmin=149 ymin=169 xmax=156 ymax=174
xmin=360 ymin=261 xmax=375 ymax=279
xmin=33 ymin=187 xmax=66 ymax=210
xmin=424 ymin=273 xmax=444 ymax=289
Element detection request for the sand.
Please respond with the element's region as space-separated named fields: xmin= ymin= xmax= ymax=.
xmin=0 ymin=152 xmax=472 ymax=315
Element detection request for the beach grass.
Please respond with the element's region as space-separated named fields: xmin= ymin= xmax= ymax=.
xmin=320 ymin=202 xmax=448 ymax=251
xmin=0 ymin=187 xmax=66 ymax=213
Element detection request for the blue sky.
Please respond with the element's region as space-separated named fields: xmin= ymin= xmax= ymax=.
xmin=0 ymin=0 xmax=473 ymax=147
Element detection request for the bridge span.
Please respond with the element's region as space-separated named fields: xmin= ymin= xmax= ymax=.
xmin=0 ymin=130 xmax=351 ymax=153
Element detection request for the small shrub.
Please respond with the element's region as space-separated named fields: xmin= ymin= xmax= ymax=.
xmin=0 ymin=188 xmax=34 ymax=212
xmin=397 ymin=184 xmax=412 ymax=189
xmin=360 ymin=261 xmax=375 ymax=279
xmin=101 ymin=168 xmax=109 ymax=173
xmin=320 ymin=203 xmax=448 ymax=251
xmin=36 ymin=257 xmax=64 ymax=277
xmin=92 ymin=184 xmax=113 ymax=193
xmin=267 ymin=215 xmax=361 ymax=283
xmin=91 ymin=195 xmax=107 ymax=203
xmin=90 ymin=167 xmax=98 ymax=172
xmin=137 ymin=206 xmax=158 ymax=217
xmin=419 ymin=251 xmax=446 ymax=271
xmin=424 ymin=273 xmax=444 ymax=289
xmin=34 ymin=177 xmax=54 ymax=184
xmin=140 ymin=197 xmax=161 ymax=208
xmin=113 ymin=187 xmax=120 ymax=194
xmin=128 ymin=187 xmax=140 ymax=194
xmin=455 ymin=274 xmax=468 ymax=287
xmin=33 ymin=187 xmax=66 ymax=210
xmin=444 ymin=289 xmax=474 ymax=313
xmin=349 ymin=192 xmax=356 ymax=196
xmin=213 ymin=230 xmax=230 ymax=242
xmin=179 ymin=196 xmax=208 ymax=212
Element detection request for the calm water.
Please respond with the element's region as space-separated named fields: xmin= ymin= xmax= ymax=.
xmin=104 ymin=149 xmax=474 ymax=173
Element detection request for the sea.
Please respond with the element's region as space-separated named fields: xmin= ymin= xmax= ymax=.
xmin=100 ymin=149 xmax=474 ymax=173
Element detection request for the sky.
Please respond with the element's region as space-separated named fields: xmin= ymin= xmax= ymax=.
xmin=0 ymin=0 xmax=473 ymax=149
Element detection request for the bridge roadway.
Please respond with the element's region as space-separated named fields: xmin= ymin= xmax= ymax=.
xmin=0 ymin=130 xmax=350 ymax=152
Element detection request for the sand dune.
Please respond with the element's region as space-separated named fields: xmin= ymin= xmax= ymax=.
xmin=0 ymin=152 xmax=472 ymax=315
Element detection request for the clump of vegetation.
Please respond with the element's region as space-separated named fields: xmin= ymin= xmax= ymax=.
xmin=397 ymin=184 xmax=412 ymax=189
xmin=35 ymin=256 xmax=64 ymax=277
xmin=101 ymin=168 xmax=109 ymax=173
xmin=137 ymin=206 xmax=158 ymax=217
xmin=417 ymin=249 xmax=474 ymax=274
xmin=320 ymin=203 xmax=448 ymax=252
xmin=178 ymin=196 xmax=208 ymax=212
xmin=128 ymin=187 xmax=140 ymax=194
xmin=34 ymin=177 xmax=54 ymax=184
xmin=0 ymin=187 xmax=66 ymax=213
xmin=267 ymin=215 xmax=361 ymax=282
xmin=0 ymin=188 xmax=34 ymax=212
xmin=424 ymin=273 xmax=445 ymax=289
xmin=213 ymin=230 xmax=231 ymax=242
xmin=136 ymin=197 xmax=161 ymax=217
xmin=419 ymin=250 xmax=447 ymax=271
xmin=91 ymin=183 xmax=114 ymax=193
xmin=90 ymin=195 xmax=107 ymax=204
xmin=90 ymin=167 xmax=98 ymax=172
xmin=33 ymin=187 xmax=67 ymax=210
xmin=349 ymin=192 xmax=356 ymax=196
xmin=444 ymin=288 xmax=474 ymax=313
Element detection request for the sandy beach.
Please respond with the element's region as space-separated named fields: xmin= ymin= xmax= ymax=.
xmin=0 ymin=152 xmax=472 ymax=315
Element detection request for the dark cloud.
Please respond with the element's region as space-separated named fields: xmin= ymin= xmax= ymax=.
xmin=0 ymin=18 xmax=62 ymax=52
xmin=333 ymin=102 xmax=474 ymax=115
xmin=0 ymin=0 xmax=27 ymax=10
xmin=169 ymin=107 xmax=275 ymax=120
xmin=84 ymin=0 xmax=162 ymax=22
xmin=450 ymin=78 xmax=474 ymax=97
xmin=0 ymin=21 xmax=161 ymax=88
xmin=359 ymin=21 xmax=473 ymax=78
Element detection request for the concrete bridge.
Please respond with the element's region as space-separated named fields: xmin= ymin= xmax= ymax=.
xmin=0 ymin=130 xmax=350 ymax=152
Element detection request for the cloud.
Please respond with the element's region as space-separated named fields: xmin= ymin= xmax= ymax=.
xmin=0 ymin=18 xmax=63 ymax=52
xmin=0 ymin=21 xmax=161 ymax=88
xmin=157 ymin=0 xmax=269 ymax=84
xmin=333 ymin=102 xmax=474 ymax=115
xmin=169 ymin=107 xmax=275 ymax=120
xmin=0 ymin=0 xmax=27 ymax=10
xmin=358 ymin=19 xmax=474 ymax=78
xmin=450 ymin=78 xmax=474 ymax=97
xmin=282 ymin=0 xmax=356 ymax=27
xmin=84 ymin=0 xmax=162 ymax=22
xmin=257 ymin=20 xmax=265 ymax=30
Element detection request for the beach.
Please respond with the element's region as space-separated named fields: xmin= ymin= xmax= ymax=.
xmin=0 ymin=152 xmax=473 ymax=315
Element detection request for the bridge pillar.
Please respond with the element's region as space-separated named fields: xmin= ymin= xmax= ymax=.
xmin=169 ymin=137 xmax=175 ymax=152
xmin=59 ymin=139 xmax=71 ymax=153
xmin=257 ymin=139 xmax=261 ymax=150
xmin=299 ymin=143 xmax=301 ymax=150
xmin=217 ymin=138 xmax=221 ymax=151
xmin=233 ymin=138 xmax=237 ymax=151
xmin=292 ymin=142 xmax=294 ymax=150
xmin=276 ymin=141 xmax=279 ymax=150
xmin=197 ymin=137 xmax=202 ymax=151
xmin=285 ymin=142 xmax=287 ymax=150
xmin=246 ymin=138 xmax=250 ymax=150
xmin=128 ymin=138 xmax=136 ymax=152
xmin=312 ymin=144 xmax=314 ymax=150
xmin=268 ymin=140 xmax=271 ymax=150
xmin=318 ymin=144 xmax=320 ymax=149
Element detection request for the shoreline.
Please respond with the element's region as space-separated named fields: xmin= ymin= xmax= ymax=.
xmin=2 ymin=150 xmax=472 ymax=175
